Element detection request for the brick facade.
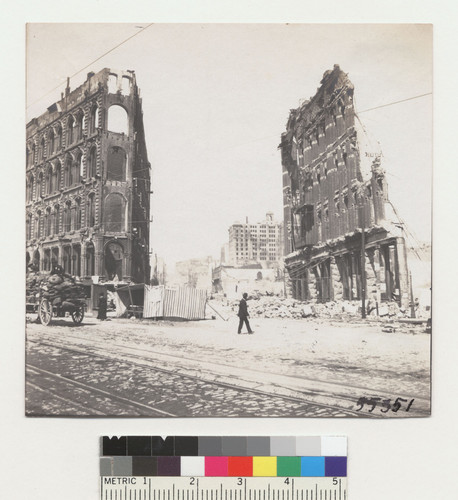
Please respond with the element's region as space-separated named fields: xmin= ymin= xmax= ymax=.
xmin=26 ymin=68 xmax=151 ymax=284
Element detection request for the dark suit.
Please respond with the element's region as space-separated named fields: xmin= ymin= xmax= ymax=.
xmin=237 ymin=298 xmax=253 ymax=333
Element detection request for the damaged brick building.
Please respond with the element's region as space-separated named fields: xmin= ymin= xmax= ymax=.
xmin=26 ymin=68 xmax=151 ymax=284
xmin=280 ymin=65 xmax=410 ymax=310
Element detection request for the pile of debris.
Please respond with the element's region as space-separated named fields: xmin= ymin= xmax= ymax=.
xmin=26 ymin=272 xmax=86 ymax=307
xmin=232 ymin=296 xmax=411 ymax=320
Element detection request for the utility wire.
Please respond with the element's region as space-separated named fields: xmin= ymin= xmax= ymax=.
xmin=357 ymin=93 xmax=432 ymax=114
xmin=27 ymin=24 xmax=154 ymax=109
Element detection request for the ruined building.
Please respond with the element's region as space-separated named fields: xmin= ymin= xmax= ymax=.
xmin=280 ymin=65 xmax=410 ymax=309
xmin=26 ymin=68 xmax=151 ymax=284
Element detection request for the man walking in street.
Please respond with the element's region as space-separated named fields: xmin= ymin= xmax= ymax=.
xmin=237 ymin=292 xmax=253 ymax=334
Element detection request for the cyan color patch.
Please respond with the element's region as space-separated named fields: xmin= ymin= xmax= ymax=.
xmin=301 ymin=457 xmax=325 ymax=477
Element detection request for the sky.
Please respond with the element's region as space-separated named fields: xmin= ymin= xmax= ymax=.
xmin=26 ymin=23 xmax=432 ymax=265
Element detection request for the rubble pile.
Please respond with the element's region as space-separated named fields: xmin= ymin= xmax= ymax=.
xmin=232 ymin=296 xmax=410 ymax=320
xmin=26 ymin=272 xmax=86 ymax=308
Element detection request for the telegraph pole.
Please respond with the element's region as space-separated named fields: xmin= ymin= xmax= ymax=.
xmin=360 ymin=203 xmax=366 ymax=319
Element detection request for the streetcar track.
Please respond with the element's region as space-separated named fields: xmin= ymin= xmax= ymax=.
xmin=27 ymin=337 xmax=369 ymax=417
xmin=26 ymin=379 xmax=107 ymax=415
xmin=29 ymin=331 xmax=430 ymax=405
xmin=26 ymin=363 xmax=176 ymax=417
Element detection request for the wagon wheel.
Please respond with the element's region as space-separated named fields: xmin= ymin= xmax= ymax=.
xmin=38 ymin=298 xmax=52 ymax=326
xmin=71 ymin=306 xmax=84 ymax=325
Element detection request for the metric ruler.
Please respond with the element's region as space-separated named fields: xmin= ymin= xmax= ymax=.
xmin=100 ymin=436 xmax=348 ymax=500
xmin=100 ymin=477 xmax=347 ymax=500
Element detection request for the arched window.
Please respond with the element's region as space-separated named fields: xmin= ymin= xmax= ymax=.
xmin=56 ymin=125 xmax=62 ymax=150
xmin=107 ymin=146 xmax=127 ymax=181
xmin=49 ymin=129 xmax=55 ymax=155
xmin=75 ymin=111 xmax=84 ymax=141
xmin=26 ymin=175 xmax=34 ymax=202
xmin=54 ymin=162 xmax=61 ymax=192
xmin=36 ymin=211 xmax=42 ymax=238
xmin=26 ymin=214 xmax=33 ymax=240
xmin=26 ymin=146 xmax=33 ymax=167
xmin=32 ymin=144 xmax=36 ymax=165
xmin=87 ymin=194 xmax=95 ymax=227
xmin=65 ymin=156 xmax=73 ymax=186
xmin=33 ymin=249 xmax=40 ymax=270
xmin=89 ymin=105 xmax=99 ymax=135
xmin=45 ymin=207 xmax=52 ymax=236
xmin=73 ymin=152 xmax=82 ymax=183
xmin=74 ymin=199 xmax=82 ymax=230
xmin=67 ymin=116 xmax=74 ymax=145
xmin=87 ymin=146 xmax=97 ymax=178
xmin=36 ymin=172 xmax=43 ymax=199
xmin=104 ymin=193 xmax=125 ymax=232
xmin=38 ymin=138 xmax=45 ymax=163
xmin=107 ymin=105 xmax=129 ymax=135
xmin=45 ymin=167 xmax=52 ymax=195
xmin=63 ymin=202 xmax=71 ymax=232
xmin=63 ymin=246 xmax=72 ymax=274
xmin=55 ymin=205 xmax=60 ymax=233
xmin=86 ymin=243 xmax=95 ymax=276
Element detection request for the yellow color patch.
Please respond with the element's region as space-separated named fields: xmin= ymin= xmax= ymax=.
xmin=253 ymin=456 xmax=277 ymax=477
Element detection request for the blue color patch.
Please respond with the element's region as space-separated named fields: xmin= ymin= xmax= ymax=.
xmin=301 ymin=457 xmax=325 ymax=477
xmin=325 ymin=457 xmax=347 ymax=477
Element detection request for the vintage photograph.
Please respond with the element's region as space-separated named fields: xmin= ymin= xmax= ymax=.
xmin=25 ymin=23 xmax=432 ymax=417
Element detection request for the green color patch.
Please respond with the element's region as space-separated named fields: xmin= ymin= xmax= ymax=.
xmin=276 ymin=457 xmax=301 ymax=477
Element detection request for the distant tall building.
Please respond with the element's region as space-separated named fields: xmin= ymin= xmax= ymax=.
xmin=26 ymin=68 xmax=151 ymax=283
xmin=228 ymin=212 xmax=284 ymax=268
xmin=280 ymin=65 xmax=409 ymax=308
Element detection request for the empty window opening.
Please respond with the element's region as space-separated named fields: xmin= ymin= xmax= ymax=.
xmin=121 ymin=76 xmax=130 ymax=96
xmin=107 ymin=105 xmax=129 ymax=135
xmin=104 ymin=193 xmax=126 ymax=232
xmin=87 ymin=147 xmax=97 ymax=178
xmin=89 ymin=105 xmax=99 ymax=134
xmin=108 ymin=74 xmax=118 ymax=94
xmin=107 ymin=147 xmax=127 ymax=181
xmin=67 ymin=116 xmax=74 ymax=145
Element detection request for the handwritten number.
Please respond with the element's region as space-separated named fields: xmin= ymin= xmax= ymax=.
xmin=355 ymin=396 xmax=367 ymax=411
xmin=368 ymin=397 xmax=381 ymax=412
xmin=392 ymin=397 xmax=407 ymax=412
xmin=380 ymin=399 xmax=391 ymax=413
xmin=406 ymin=399 xmax=415 ymax=412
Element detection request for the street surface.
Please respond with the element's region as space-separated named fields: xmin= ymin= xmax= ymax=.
xmin=25 ymin=314 xmax=431 ymax=417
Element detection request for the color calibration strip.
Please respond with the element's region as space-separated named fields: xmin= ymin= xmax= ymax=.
xmin=101 ymin=436 xmax=347 ymax=477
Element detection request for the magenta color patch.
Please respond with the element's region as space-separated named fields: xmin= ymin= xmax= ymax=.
xmin=205 ymin=456 xmax=228 ymax=476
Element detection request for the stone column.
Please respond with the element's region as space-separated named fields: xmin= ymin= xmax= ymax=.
xmin=330 ymin=256 xmax=343 ymax=301
xmin=395 ymin=237 xmax=410 ymax=310
xmin=81 ymin=244 xmax=87 ymax=277
xmin=308 ymin=267 xmax=318 ymax=302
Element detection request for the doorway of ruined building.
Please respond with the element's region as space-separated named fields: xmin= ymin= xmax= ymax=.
xmin=105 ymin=241 xmax=124 ymax=281
xmin=380 ymin=243 xmax=401 ymax=303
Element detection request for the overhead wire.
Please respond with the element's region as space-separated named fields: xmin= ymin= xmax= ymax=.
xmin=27 ymin=24 xmax=154 ymax=109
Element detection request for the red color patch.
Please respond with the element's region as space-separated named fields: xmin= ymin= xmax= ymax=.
xmin=228 ymin=456 xmax=253 ymax=477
